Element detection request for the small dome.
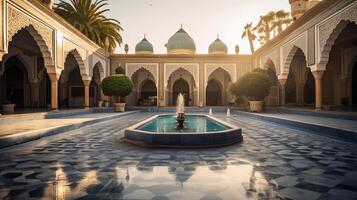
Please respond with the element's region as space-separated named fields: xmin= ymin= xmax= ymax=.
xmin=167 ymin=27 xmax=196 ymax=55
xmin=209 ymin=37 xmax=228 ymax=55
xmin=135 ymin=37 xmax=153 ymax=54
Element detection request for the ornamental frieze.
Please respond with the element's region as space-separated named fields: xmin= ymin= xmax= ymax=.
xmin=319 ymin=2 xmax=357 ymax=54
xmin=7 ymin=6 xmax=53 ymax=53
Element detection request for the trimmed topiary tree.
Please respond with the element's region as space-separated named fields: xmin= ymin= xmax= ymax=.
xmin=115 ymin=66 xmax=125 ymax=74
xmin=230 ymin=70 xmax=272 ymax=112
xmin=231 ymin=71 xmax=272 ymax=101
xmin=101 ymin=74 xmax=133 ymax=103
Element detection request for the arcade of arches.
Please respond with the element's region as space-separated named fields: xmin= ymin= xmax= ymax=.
xmin=0 ymin=28 xmax=105 ymax=111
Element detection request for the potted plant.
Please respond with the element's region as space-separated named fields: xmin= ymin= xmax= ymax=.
xmin=230 ymin=71 xmax=272 ymax=112
xmin=2 ymin=100 xmax=15 ymax=114
xmin=101 ymin=74 xmax=133 ymax=112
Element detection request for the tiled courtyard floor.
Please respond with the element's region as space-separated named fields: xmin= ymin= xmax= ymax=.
xmin=0 ymin=112 xmax=357 ymax=200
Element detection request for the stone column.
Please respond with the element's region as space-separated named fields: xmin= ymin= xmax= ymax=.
xmin=48 ymin=74 xmax=59 ymax=110
xmin=83 ymin=80 xmax=90 ymax=108
xmin=312 ymin=70 xmax=325 ymax=110
xmin=30 ymin=81 xmax=40 ymax=107
xmin=279 ymin=78 xmax=287 ymax=107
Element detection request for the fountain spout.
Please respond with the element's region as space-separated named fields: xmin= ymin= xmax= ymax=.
xmin=176 ymin=93 xmax=185 ymax=128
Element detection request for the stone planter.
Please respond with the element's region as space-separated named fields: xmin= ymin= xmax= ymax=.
xmin=98 ymin=101 xmax=103 ymax=108
xmin=115 ymin=103 xmax=126 ymax=112
xmin=2 ymin=104 xmax=15 ymax=114
xmin=249 ymin=101 xmax=263 ymax=112
xmin=104 ymin=101 xmax=110 ymax=107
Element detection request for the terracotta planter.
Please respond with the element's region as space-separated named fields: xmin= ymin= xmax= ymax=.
xmin=249 ymin=101 xmax=263 ymax=112
xmin=115 ymin=103 xmax=126 ymax=112
xmin=2 ymin=104 xmax=15 ymax=114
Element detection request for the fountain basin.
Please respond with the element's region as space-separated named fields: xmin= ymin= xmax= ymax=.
xmin=124 ymin=114 xmax=242 ymax=147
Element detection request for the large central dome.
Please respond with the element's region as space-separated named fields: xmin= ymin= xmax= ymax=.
xmin=166 ymin=27 xmax=196 ymax=55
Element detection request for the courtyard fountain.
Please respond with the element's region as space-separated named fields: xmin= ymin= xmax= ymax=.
xmin=124 ymin=94 xmax=242 ymax=147
xmin=176 ymin=93 xmax=185 ymax=128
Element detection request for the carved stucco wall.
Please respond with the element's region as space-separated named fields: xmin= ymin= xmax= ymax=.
xmin=126 ymin=63 xmax=159 ymax=86
xmin=281 ymin=31 xmax=308 ymax=74
xmin=204 ymin=64 xmax=236 ymax=88
xmin=318 ymin=1 xmax=357 ymax=65
xmin=7 ymin=5 xmax=53 ymax=55
xmin=164 ymin=63 xmax=199 ymax=88
xmin=260 ymin=49 xmax=279 ymax=74
xmin=6 ymin=5 xmax=55 ymax=73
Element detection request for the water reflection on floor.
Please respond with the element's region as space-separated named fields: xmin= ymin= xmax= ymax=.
xmin=2 ymin=112 xmax=357 ymax=200
xmin=47 ymin=161 xmax=278 ymax=200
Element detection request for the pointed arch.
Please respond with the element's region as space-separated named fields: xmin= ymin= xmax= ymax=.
xmin=93 ymin=61 xmax=105 ymax=81
xmin=64 ymin=49 xmax=89 ymax=80
xmin=167 ymin=67 xmax=196 ymax=88
xmin=8 ymin=25 xmax=54 ymax=73
xmin=320 ymin=20 xmax=357 ymax=66
xmin=284 ymin=45 xmax=307 ymax=74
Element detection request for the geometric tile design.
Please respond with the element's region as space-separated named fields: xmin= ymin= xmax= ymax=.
xmin=0 ymin=112 xmax=356 ymax=200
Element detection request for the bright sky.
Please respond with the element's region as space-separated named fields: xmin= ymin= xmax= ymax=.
xmin=55 ymin=0 xmax=290 ymax=54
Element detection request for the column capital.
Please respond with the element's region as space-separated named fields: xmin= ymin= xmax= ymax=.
xmin=48 ymin=73 xmax=60 ymax=82
xmin=312 ymin=70 xmax=325 ymax=80
xmin=279 ymin=79 xmax=287 ymax=86
xmin=309 ymin=63 xmax=326 ymax=72
xmin=83 ymin=79 xmax=91 ymax=86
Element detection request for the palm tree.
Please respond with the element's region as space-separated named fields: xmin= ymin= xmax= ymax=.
xmin=271 ymin=10 xmax=292 ymax=34
xmin=253 ymin=11 xmax=275 ymax=44
xmin=54 ymin=0 xmax=123 ymax=52
xmin=241 ymin=23 xmax=256 ymax=53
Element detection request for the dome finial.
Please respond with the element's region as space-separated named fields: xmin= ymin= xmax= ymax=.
xmin=180 ymin=24 xmax=183 ymax=29
xmin=217 ymin=34 xmax=219 ymax=39
xmin=144 ymin=33 xmax=146 ymax=39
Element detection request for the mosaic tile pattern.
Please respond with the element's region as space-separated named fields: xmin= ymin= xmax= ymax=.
xmin=0 ymin=112 xmax=357 ymax=200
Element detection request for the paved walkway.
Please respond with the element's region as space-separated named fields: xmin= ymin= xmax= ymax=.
xmin=249 ymin=112 xmax=357 ymax=133
xmin=0 ymin=112 xmax=356 ymax=200
xmin=0 ymin=113 xmax=120 ymax=137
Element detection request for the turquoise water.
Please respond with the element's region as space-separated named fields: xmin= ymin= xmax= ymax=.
xmin=138 ymin=115 xmax=229 ymax=133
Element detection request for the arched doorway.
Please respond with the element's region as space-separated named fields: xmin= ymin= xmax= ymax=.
xmin=265 ymin=60 xmax=279 ymax=106
xmin=353 ymin=62 xmax=357 ymax=110
xmin=206 ymin=68 xmax=232 ymax=106
xmin=1 ymin=27 xmax=52 ymax=110
xmin=167 ymin=68 xmax=196 ymax=106
xmin=304 ymin=69 xmax=315 ymax=106
xmin=129 ymin=68 xmax=157 ymax=106
xmin=285 ymin=48 xmax=307 ymax=106
xmin=2 ymin=57 xmax=29 ymax=107
xmin=58 ymin=53 xmax=84 ymax=108
xmin=172 ymin=78 xmax=189 ymax=106
xmin=140 ymin=80 xmax=157 ymax=106
xmin=206 ymin=80 xmax=222 ymax=106
xmin=322 ymin=21 xmax=357 ymax=108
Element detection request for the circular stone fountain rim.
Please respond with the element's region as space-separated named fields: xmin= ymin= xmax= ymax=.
xmin=126 ymin=114 xmax=240 ymax=135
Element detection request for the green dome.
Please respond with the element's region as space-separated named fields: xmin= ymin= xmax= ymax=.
xmin=135 ymin=37 xmax=153 ymax=54
xmin=167 ymin=28 xmax=196 ymax=54
xmin=209 ymin=38 xmax=228 ymax=54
